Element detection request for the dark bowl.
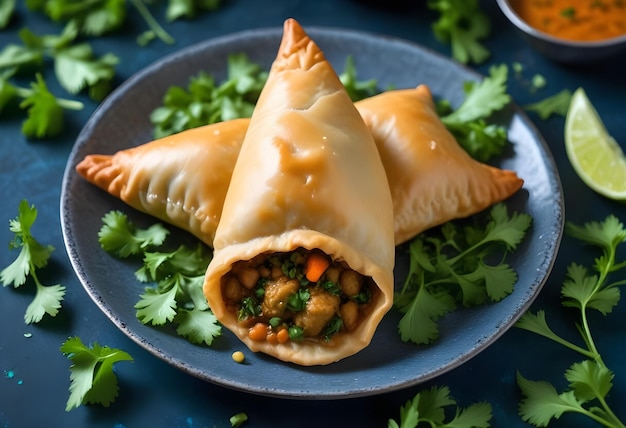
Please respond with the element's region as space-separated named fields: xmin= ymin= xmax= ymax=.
xmin=496 ymin=0 xmax=626 ymax=64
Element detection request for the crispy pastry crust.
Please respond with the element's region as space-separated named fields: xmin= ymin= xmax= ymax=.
xmin=356 ymin=85 xmax=524 ymax=244
xmin=203 ymin=18 xmax=395 ymax=365
xmin=75 ymin=118 xmax=249 ymax=245
xmin=76 ymin=85 xmax=523 ymax=247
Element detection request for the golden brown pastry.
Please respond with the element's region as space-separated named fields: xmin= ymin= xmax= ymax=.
xmin=75 ymin=118 xmax=249 ymax=246
xmin=76 ymin=85 xmax=523 ymax=247
xmin=202 ymin=18 xmax=395 ymax=365
xmin=355 ymin=85 xmax=524 ymax=244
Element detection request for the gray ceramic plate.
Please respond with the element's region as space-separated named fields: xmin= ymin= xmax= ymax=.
xmin=60 ymin=26 xmax=564 ymax=399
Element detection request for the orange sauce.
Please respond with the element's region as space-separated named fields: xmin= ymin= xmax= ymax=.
xmin=511 ymin=0 xmax=626 ymax=42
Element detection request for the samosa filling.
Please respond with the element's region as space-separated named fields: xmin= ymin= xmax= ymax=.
xmin=221 ymin=248 xmax=374 ymax=344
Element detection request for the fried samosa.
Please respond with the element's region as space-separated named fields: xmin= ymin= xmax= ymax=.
xmin=202 ymin=18 xmax=396 ymax=365
xmin=76 ymin=86 xmax=523 ymax=247
xmin=76 ymin=118 xmax=249 ymax=246
xmin=356 ymin=84 xmax=524 ymax=244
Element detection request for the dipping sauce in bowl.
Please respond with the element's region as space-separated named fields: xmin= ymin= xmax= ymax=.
xmin=511 ymin=0 xmax=626 ymax=42
xmin=497 ymin=0 xmax=626 ymax=63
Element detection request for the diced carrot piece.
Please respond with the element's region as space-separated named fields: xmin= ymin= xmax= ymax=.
xmin=304 ymin=251 xmax=330 ymax=282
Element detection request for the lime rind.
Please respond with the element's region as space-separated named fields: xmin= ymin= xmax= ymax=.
xmin=565 ymin=87 xmax=626 ymax=200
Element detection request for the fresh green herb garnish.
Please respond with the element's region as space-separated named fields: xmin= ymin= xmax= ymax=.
xmin=0 ymin=0 xmax=15 ymax=28
xmin=439 ymin=64 xmax=511 ymax=162
xmin=524 ymin=89 xmax=572 ymax=120
xmin=339 ymin=55 xmax=379 ymax=102
xmin=238 ymin=296 xmax=261 ymax=320
xmin=321 ymin=279 xmax=342 ymax=296
xmin=1 ymin=199 xmax=66 ymax=323
xmin=321 ymin=315 xmax=343 ymax=342
xmin=286 ymin=288 xmax=311 ymax=312
xmin=165 ymin=0 xmax=222 ymax=22
xmin=230 ymin=412 xmax=248 ymax=427
xmin=394 ymin=203 xmax=532 ymax=344
xmin=530 ymin=73 xmax=547 ymax=92
xmin=0 ymin=22 xmax=119 ymax=101
xmin=0 ymin=71 xmax=84 ymax=138
xmin=60 ymin=336 xmax=133 ymax=411
xmin=388 ymin=385 xmax=492 ymax=428
xmin=516 ymin=215 xmax=626 ymax=428
xmin=560 ymin=7 xmax=577 ymax=18
xmin=25 ymin=0 xmax=221 ymax=45
xmin=427 ymin=0 xmax=491 ymax=64
xmin=97 ymin=210 xmax=222 ymax=346
xmin=98 ymin=210 xmax=169 ymax=256
xmin=149 ymin=52 xmax=268 ymax=138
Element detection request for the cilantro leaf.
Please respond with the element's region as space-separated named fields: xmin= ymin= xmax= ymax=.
xmin=230 ymin=412 xmax=248 ymax=428
xmin=98 ymin=210 xmax=169 ymax=257
xmin=19 ymin=73 xmax=65 ymax=138
xmin=0 ymin=44 xmax=43 ymax=71
xmin=427 ymin=0 xmax=491 ymax=64
xmin=166 ymin=0 xmax=221 ymax=21
xmin=0 ymin=72 xmax=19 ymax=112
xmin=1 ymin=200 xmax=66 ymax=324
xmin=150 ymin=53 xmax=267 ymax=138
xmin=524 ymin=89 xmax=572 ymax=120
xmin=565 ymin=360 xmax=613 ymax=402
xmin=561 ymin=263 xmax=620 ymax=315
xmin=25 ymin=282 xmax=66 ymax=323
xmin=1 ymin=199 xmax=53 ymax=287
xmin=54 ymin=43 xmax=119 ymax=101
xmin=99 ymin=210 xmax=221 ymax=346
xmin=515 ymin=215 xmax=626 ymax=427
xmin=439 ymin=65 xmax=511 ymax=162
xmin=517 ymin=372 xmax=587 ymax=427
xmin=396 ymin=283 xmax=455 ymax=344
xmin=0 ymin=0 xmax=15 ymax=28
xmin=135 ymin=286 xmax=178 ymax=325
xmin=174 ymin=308 xmax=222 ymax=345
xmin=60 ymin=336 xmax=133 ymax=411
xmin=26 ymin=0 xmax=127 ymax=36
xmin=388 ymin=385 xmax=492 ymax=428
xmin=339 ymin=55 xmax=379 ymax=102
xmin=441 ymin=64 xmax=510 ymax=125
xmin=395 ymin=203 xmax=531 ymax=344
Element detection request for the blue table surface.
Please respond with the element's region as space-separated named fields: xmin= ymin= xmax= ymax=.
xmin=1 ymin=1 xmax=625 ymax=427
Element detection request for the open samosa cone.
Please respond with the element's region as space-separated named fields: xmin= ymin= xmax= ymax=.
xmin=203 ymin=18 xmax=396 ymax=365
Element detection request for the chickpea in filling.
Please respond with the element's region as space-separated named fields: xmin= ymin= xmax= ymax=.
xmin=221 ymin=248 xmax=374 ymax=344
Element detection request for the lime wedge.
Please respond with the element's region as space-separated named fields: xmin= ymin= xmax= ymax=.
xmin=565 ymin=87 xmax=626 ymax=200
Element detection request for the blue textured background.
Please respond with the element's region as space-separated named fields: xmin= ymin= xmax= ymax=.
xmin=1 ymin=1 xmax=625 ymax=427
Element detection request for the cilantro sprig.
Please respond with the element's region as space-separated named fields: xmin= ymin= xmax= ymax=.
xmin=524 ymin=89 xmax=572 ymax=120
xmin=0 ymin=0 xmax=15 ymax=28
xmin=516 ymin=215 xmax=626 ymax=428
xmin=25 ymin=0 xmax=222 ymax=46
xmin=1 ymin=199 xmax=66 ymax=324
xmin=60 ymin=336 xmax=133 ymax=411
xmin=394 ymin=203 xmax=532 ymax=345
xmin=0 ymin=71 xmax=84 ymax=138
xmin=427 ymin=0 xmax=491 ymax=65
xmin=388 ymin=385 xmax=492 ymax=428
xmin=0 ymin=21 xmax=118 ymax=101
xmin=150 ymin=52 xmax=268 ymax=138
xmin=439 ymin=64 xmax=511 ymax=162
xmin=98 ymin=210 xmax=222 ymax=346
xmin=149 ymin=54 xmax=380 ymax=139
